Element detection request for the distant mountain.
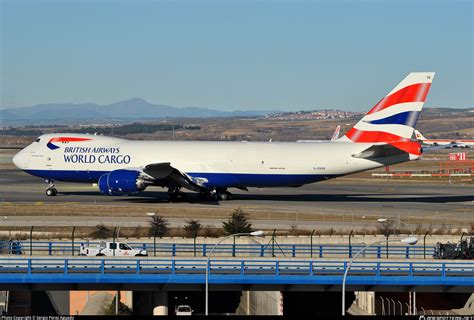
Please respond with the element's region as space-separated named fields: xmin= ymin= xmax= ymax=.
xmin=0 ymin=98 xmax=276 ymax=126
xmin=1 ymin=99 xmax=471 ymax=127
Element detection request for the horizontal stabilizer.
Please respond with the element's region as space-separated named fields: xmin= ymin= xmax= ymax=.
xmin=352 ymin=141 xmax=421 ymax=159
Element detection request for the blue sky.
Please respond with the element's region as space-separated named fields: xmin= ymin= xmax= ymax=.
xmin=1 ymin=0 xmax=472 ymax=111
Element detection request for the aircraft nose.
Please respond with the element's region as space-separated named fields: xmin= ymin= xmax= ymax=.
xmin=12 ymin=150 xmax=27 ymax=169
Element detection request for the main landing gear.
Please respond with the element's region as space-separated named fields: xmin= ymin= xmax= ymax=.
xmin=217 ymin=190 xmax=233 ymax=201
xmin=197 ymin=189 xmax=233 ymax=201
xmin=167 ymin=186 xmax=233 ymax=202
xmin=167 ymin=186 xmax=188 ymax=202
xmin=45 ymin=179 xmax=58 ymax=197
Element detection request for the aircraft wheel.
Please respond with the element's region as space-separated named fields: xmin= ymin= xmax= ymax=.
xmin=219 ymin=192 xmax=228 ymax=201
xmin=219 ymin=191 xmax=232 ymax=200
xmin=46 ymin=188 xmax=57 ymax=196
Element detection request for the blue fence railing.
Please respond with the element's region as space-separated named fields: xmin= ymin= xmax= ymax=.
xmin=0 ymin=240 xmax=436 ymax=259
xmin=0 ymin=258 xmax=473 ymax=287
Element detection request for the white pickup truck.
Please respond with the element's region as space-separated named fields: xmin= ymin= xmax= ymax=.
xmin=79 ymin=241 xmax=147 ymax=257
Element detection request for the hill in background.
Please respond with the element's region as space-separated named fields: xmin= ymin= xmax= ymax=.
xmin=0 ymin=98 xmax=275 ymax=126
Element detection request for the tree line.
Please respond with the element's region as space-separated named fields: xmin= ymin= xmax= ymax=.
xmin=91 ymin=207 xmax=252 ymax=239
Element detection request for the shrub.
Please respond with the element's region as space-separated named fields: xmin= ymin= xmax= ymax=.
xmin=90 ymin=224 xmax=112 ymax=239
xmin=201 ymin=226 xmax=225 ymax=238
xmin=184 ymin=220 xmax=202 ymax=238
xmin=148 ymin=215 xmax=169 ymax=237
xmin=377 ymin=220 xmax=395 ymax=237
xmin=222 ymin=208 xmax=252 ymax=234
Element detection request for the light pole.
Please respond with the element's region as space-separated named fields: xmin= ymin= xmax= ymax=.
xmin=341 ymin=236 xmax=418 ymax=315
xmin=205 ymin=230 xmax=264 ymax=315
xmin=380 ymin=296 xmax=385 ymax=315
xmin=413 ymin=292 xmax=417 ymax=315
xmin=116 ymin=213 xmax=132 ymax=242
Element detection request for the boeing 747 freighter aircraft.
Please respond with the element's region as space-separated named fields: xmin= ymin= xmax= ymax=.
xmin=12 ymin=72 xmax=434 ymax=201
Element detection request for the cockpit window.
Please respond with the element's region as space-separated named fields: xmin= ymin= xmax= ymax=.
xmin=35 ymin=138 xmax=41 ymax=143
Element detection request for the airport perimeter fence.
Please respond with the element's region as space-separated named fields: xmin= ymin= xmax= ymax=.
xmin=0 ymin=240 xmax=437 ymax=259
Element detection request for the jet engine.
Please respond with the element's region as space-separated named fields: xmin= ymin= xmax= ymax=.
xmin=98 ymin=170 xmax=146 ymax=195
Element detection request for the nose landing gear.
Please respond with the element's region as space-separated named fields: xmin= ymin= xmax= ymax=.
xmin=45 ymin=179 xmax=58 ymax=197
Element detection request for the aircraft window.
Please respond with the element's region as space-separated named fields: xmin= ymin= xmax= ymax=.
xmin=35 ymin=138 xmax=41 ymax=142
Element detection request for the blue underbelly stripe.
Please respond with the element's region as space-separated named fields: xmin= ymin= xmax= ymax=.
xmin=186 ymin=172 xmax=336 ymax=187
xmin=23 ymin=169 xmax=337 ymax=188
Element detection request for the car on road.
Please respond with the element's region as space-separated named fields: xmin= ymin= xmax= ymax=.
xmin=79 ymin=241 xmax=147 ymax=257
xmin=175 ymin=305 xmax=193 ymax=316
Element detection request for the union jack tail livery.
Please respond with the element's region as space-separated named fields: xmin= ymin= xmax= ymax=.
xmin=343 ymin=72 xmax=434 ymax=143
xmin=340 ymin=72 xmax=434 ymax=155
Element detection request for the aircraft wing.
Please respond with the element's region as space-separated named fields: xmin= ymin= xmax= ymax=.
xmin=142 ymin=162 xmax=203 ymax=192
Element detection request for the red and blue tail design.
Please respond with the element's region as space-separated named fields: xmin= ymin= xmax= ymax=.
xmin=340 ymin=72 xmax=435 ymax=155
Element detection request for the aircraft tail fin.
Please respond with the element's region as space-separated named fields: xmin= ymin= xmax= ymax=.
xmin=414 ymin=129 xmax=427 ymax=141
xmin=341 ymin=72 xmax=434 ymax=144
xmin=330 ymin=125 xmax=341 ymax=141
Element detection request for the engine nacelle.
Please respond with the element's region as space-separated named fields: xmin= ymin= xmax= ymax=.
xmin=98 ymin=170 xmax=146 ymax=195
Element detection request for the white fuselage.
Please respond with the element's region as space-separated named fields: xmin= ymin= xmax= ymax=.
xmin=13 ymin=133 xmax=415 ymax=188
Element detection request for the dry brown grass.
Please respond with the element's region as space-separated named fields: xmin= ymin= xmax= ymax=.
xmin=0 ymin=202 xmax=469 ymax=231
xmin=1 ymin=222 xmax=470 ymax=241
